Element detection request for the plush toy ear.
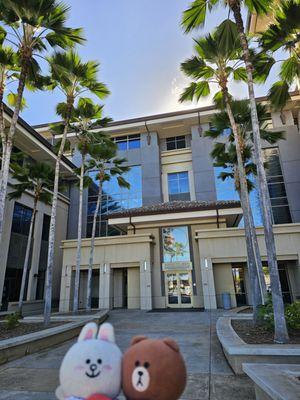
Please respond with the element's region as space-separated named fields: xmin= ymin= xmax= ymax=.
xmin=131 ymin=335 xmax=147 ymax=346
xmin=78 ymin=322 xmax=98 ymax=342
xmin=163 ymin=338 xmax=180 ymax=352
xmin=98 ymin=322 xmax=115 ymax=343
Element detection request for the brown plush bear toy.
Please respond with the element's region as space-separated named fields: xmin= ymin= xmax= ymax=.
xmin=122 ymin=336 xmax=187 ymax=400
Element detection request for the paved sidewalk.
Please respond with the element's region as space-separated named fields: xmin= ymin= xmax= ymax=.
xmin=0 ymin=310 xmax=255 ymax=399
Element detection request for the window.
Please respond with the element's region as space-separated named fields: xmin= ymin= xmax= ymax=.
xmin=11 ymin=202 xmax=33 ymax=235
xmin=214 ymin=167 xmax=263 ymax=226
xmin=168 ymin=172 xmax=190 ymax=201
xmin=87 ymin=166 xmax=142 ymax=237
xmin=1 ymin=203 xmax=33 ymax=309
xmin=114 ymin=134 xmax=140 ymax=151
xmin=263 ymin=148 xmax=292 ymax=224
xmin=166 ymin=136 xmax=186 ymax=151
xmin=162 ymin=226 xmax=191 ymax=263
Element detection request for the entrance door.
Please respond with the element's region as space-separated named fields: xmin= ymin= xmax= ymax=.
xmin=232 ymin=267 xmax=247 ymax=306
xmin=113 ymin=269 xmax=128 ymax=309
xmin=166 ymin=271 xmax=193 ymax=308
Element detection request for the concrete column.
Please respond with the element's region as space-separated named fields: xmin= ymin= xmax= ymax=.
xmin=0 ymin=199 xmax=14 ymax=307
xmin=140 ymin=260 xmax=152 ymax=310
xmin=59 ymin=265 xmax=72 ymax=312
xmin=26 ymin=210 xmax=44 ymax=300
xmin=191 ymin=125 xmax=217 ymax=202
xmin=200 ymin=257 xmax=217 ymax=309
xmin=99 ymin=263 xmax=112 ymax=309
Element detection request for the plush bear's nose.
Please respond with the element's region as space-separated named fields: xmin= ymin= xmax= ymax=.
xmin=138 ymin=371 xmax=143 ymax=376
xmin=90 ymin=364 xmax=97 ymax=371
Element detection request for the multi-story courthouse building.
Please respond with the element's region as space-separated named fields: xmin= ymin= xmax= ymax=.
xmin=1 ymin=94 xmax=300 ymax=312
xmin=39 ymin=93 xmax=300 ymax=311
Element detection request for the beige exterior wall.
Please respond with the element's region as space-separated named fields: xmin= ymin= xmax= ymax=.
xmin=60 ymin=214 xmax=300 ymax=311
xmin=213 ymin=263 xmax=237 ymax=308
xmin=161 ymin=148 xmax=196 ymax=202
xmin=60 ymin=234 xmax=153 ymax=312
xmin=128 ymin=267 xmax=141 ymax=309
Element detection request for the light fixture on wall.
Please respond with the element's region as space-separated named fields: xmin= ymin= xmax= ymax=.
xmin=103 ymin=263 xmax=107 ymax=274
xmin=144 ymin=261 xmax=147 ymax=271
xmin=198 ymin=110 xmax=203 ymax=136
xmin=204 ymin=258 xmax=209 ymax=269
xmin=145 ymin=121 xmax=151 ymax=145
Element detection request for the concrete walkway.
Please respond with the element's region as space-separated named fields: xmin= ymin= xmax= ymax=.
xmin=0 ymin=310 xmax=255 ymax=399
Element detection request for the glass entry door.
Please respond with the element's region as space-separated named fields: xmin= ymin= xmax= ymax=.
xmin=166 ymin=272 xmax=193 ymax=307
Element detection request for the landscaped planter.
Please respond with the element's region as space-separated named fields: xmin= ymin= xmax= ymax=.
xmin=216 ymin=315 xmax=300 ymax=375
xmin=0 ymin=310 xmax=108 ymax=365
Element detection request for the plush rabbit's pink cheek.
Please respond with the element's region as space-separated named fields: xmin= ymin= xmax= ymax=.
xmin=74 ymin=365 xmax=85 ymax=371
xmin=103 ymin=365 xmax=112 ymax=371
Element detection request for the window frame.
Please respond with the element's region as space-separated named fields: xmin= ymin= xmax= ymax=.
xmin=166 ymin=135 xmax=187 ymax=151
xmin=114 ymin=134 xmax=141 ymax=151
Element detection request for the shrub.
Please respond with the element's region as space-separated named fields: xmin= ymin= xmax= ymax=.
xmin=257 ymin=297 xmax=300 ymax=331
xmin=257 ymin=295 xmax=274 ymax=329
xmin=5 ymin=313 xmax=20 ymax=330
xmin=285 ymin=302 xmax=300 ymax=330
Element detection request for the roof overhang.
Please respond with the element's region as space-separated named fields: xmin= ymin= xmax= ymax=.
xmin=4 ymin=105 xmax=76 ymax=179
xmin=108 ymin=207 xmax=243 ymax=227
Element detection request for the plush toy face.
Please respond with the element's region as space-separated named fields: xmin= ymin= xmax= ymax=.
xmin=57 ymin=322 xmax=122 ymax=400
xmin=122 ymin=336 xmax=187 ymax=400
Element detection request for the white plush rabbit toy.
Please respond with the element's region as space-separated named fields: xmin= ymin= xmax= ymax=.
xmin=56 ymin=322 xmax=122 ymax=400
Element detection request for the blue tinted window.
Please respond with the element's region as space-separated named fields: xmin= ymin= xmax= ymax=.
xmin=129 ymin=139 xmax=140 ymax=149
xmin=168 ymin=172 xmax=189 ymax=194
xmin=116 ymin=141 xmax=127 ymax=151
xmin=115 ymin=134 xmax=140 ymax=151
xmin=11 ymin=203 xmax=33 ymax=235
xmin=87 ymin=166 xmax=142 ymax=237
xmin=214 ymin=167 xmax=263 ymax=227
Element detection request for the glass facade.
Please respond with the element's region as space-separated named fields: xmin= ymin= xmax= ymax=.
xmin=263 ymin=148 xmax=292 ymax=224
xmin=162 ymin=226 xmax=191 ymax=263
xmin=214 ymin=166 xmax=263 ymax=226
xmin=114 ymin=134 xmax=140 ymax=151
xmin=1 ymin=203 xmax=33 ymax=310
xmin=168 ymin=171 xmax=190 ymax=201
xmin=87 ymin=165 xmax=142 ymax=237
xmin=166 ymin=135 xmax=187 ymax=151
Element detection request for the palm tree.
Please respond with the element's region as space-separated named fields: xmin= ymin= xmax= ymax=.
xmin=259 ymin=0 xmax=300 ymax=109
xmin=206 ymin=100 xmax=284 ymax=319
xmin=0 ymin=0 xmax=84 ymax=250
xmin=44 ymin=51 xmax=109 ymax=324
xmin=70 ymin=97 xmax=112 ymax=313
xmin=181 ymin=0 xmax=289 ymax=344
xmin=8 ymin=158 xmax=54 ymax=315
xmin=0 ymin=43 xmax=19 ymax=171
xmin=85 ymin=142 xmax=130 ymax=311
xmin=180 ymin=26 xmax=267 ymax=319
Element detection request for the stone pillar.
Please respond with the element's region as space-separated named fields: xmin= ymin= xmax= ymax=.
xmin=99 ymin=263 xmax=112 ymax=309
xmin=200 ymin=257 xmax=217 ymax=309
xmin=59 ymin=264 xmax=72 ymax=312
xmin=140 ymin=260 xmax=152 ymax=310
xmin=26 ymin=210 xmax=44 ymax=300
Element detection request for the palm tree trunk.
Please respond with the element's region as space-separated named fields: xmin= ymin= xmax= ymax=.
xmin=0 ymin=83 xmax=6 ymax=173
xmin=44 ymin=108 xmax=72 ymax=326
xmin=18 ymin=196 xmax=38 ymax=315
xmin=73 ymin=157 xmax=85 ymax=313
xmin=0 ymin=62 xmax=28 ymax=247
xmin=230 ymin=1 xmax=289 ymax=343
xmin=86 ymin=178 xmax=102 ymax=311
xmin=224 ymin=91 xmax=265 ymax=321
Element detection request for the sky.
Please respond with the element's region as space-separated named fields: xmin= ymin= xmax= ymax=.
xmin=19 ymin=0 xmax=279 ymax=126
